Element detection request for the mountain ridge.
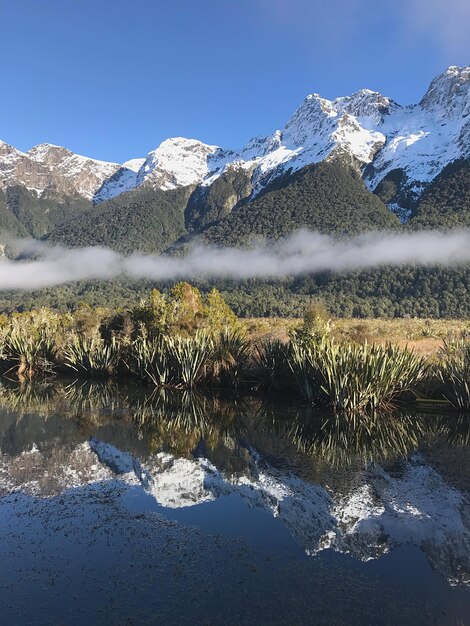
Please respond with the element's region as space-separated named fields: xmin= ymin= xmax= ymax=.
xmin=1 ymin=65 xmax=469 ymax=213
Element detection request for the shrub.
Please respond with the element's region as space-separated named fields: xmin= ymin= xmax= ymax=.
xmin=302 ymin=299 xmax=332 ymax=338
xmin=204 ymin=288 xmax=239 ymax=334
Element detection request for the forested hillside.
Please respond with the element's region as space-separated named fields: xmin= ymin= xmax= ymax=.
xmin=409 ymin=159 xmax=470 ymax=229
xmin=5 ymin=186 xmax=92 ymax=238
xmin=201 ymin=161 xmax=400 ymax=246
xmin=0 ymin=264 xmax=468 ymax=319
xmin=0 ymin=154 xmax=469 ymax=318
xmin=2 ymin=158 xmax=470 ymax=253
xmin=0 ymin=189 xmax=28 ymax=237
xmin=47 ymin=184 xmax=193 ymax=253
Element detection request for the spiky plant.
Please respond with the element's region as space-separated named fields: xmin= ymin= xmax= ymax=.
xmin=167 ymin=332 xmax=213 ymax=389
xmin=209 ymin=328 xmax=250 ymax=386
xmin=437 ymin=339 xmax=470 ymax=410
xmin=128 ymin=332 xmax=212 ymax=389
xmin=289 ymin=339 xmax=324 ymax=403
xmin=128 ymin=334 xmax=173 ymax=387
xmin=290 ymin=338 xmax=427 ymax=413
xmin=253 ymin=339 xmax=291 ymax=390
xmin=6 ymin=326 xmax=57 ymax=379
xmin=63 ymin=335 xmax=120 ymax=378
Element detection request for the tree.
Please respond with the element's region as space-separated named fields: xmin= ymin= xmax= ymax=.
xmin=204 ymin=288 xmax=239 ymax=334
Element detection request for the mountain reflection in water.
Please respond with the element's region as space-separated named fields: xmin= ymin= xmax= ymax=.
xmin=0 ymin=380 xmax=469 ymax=625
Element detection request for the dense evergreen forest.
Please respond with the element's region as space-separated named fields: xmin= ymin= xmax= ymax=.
xmin=0 ymin=265 xmax=468 ymax=318
xmin=0 ymin=157 xmax=469 ymax=318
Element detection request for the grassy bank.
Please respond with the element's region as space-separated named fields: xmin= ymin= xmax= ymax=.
xmin=241 ymin=317 xmax=470 ymax=356
xmin=0 ymin=283 xmax=469 ymax=415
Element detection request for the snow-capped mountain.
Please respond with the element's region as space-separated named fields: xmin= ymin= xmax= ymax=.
xmin=203 ymin=64 xmax=470 ymax=202
xmin=0 ymin=141 xmax=122 ymax=200
xmin=93 ymin=157 xmax=145 ymax=203
xmin=1 ymin=66 xmax=469 ymax=208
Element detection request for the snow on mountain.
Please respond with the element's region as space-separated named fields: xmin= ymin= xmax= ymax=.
xmin=128 ymin=65 xmax=469 ymax=201
xmin=93 ymin=157 xmax=146 ymax=203
xmin=135 ymin=137 xmax=231 ymax=190
xmin=1 ymin=66 xmax=469 ymax=206
xmin=217 ymin=66 xmax=469 ymax=198
xmin=0 ymin=141 xmax=121 ymax=200
xmin=365 ymin=66 xmax=470 ymax=196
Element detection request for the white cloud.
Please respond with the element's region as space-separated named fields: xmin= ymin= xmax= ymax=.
xmin=1 ymin=229 xmax=470 ymax=291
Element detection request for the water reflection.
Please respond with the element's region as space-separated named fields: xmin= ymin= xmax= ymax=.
xmin=0 ymin=379 xmax=469 ymax=590
xmin=0 ymin=378 xmax=470 ymax=468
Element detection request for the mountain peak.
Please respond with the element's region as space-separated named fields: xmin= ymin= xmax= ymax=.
xmin=136 ymin=137 xmax=222 ymax=191
xmin=334 ymin=89 xmax=397 ymax=123
xmin=420 ymin=65 xmax=470 ymax=116
xmin=28 ymin=143 xmax=72 ymax=161
xmin=0 ymin=140 xmax=23 ymax=157
xmin=1 ymin=65 xmax=470 ymax=206
xmin=158 ymin=136 xmax=217 ymax=150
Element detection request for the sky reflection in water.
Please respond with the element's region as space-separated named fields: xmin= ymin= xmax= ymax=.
xmin=0 ymin=380 xmax=469 ymax=625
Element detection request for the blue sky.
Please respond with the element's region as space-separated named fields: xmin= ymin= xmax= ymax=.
xmin=1 ymin=0 xmax=469 ymax=163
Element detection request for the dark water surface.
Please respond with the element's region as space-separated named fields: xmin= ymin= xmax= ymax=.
xmin=0 ymin=380 xmax=469 ymax=625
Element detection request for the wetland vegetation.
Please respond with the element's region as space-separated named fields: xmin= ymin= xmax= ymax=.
xmin=0 ymin=282 xmax=469 ymax=415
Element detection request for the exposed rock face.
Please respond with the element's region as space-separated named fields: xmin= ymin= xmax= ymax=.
xmin=420 ymin=65 xmax=470 ymax=116
xmin=1 ymin=66 xmax=469 ymax=213
xmin=0 ymin=141 xmax=121 ymax=200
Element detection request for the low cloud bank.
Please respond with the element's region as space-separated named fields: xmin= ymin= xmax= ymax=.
xmin=1 ymin=229 xmax=470 ymax=291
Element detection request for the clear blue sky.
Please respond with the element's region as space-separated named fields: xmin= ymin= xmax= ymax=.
xmin=1 ymin=0 xmax=469 ymax=163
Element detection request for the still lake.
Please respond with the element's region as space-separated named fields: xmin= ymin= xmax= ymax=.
xmin=0 ymin=380 xmax=469 ymax=625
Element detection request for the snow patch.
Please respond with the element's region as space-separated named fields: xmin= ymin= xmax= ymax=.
xmin=1 ymin=65 xmax=469 ymax=204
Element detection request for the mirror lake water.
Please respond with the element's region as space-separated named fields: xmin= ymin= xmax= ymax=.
xmin=0 ymin=380 xmax=469 ymax=625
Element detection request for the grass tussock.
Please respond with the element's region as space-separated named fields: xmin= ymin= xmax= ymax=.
xmin=63 ymin=335 xmax=121 ymax=378
xmin=253 ymin=340 xmax=291 ymax=391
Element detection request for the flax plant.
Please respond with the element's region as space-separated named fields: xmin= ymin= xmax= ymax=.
xmin=63 ymin=335 xmax=121 ymax=378
xmin=290 ymin=338 xmax=427 ymax=413
xmin=437 ymin=339 xmax=470 ymax=410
